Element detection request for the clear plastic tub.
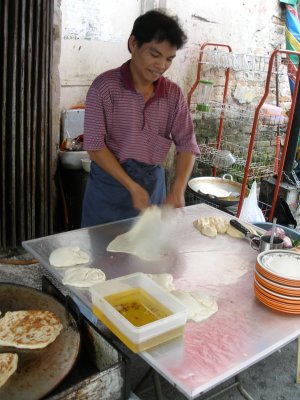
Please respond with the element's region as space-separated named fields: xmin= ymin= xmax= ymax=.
xmin=90 ymin=273 xmax=187 ymax=352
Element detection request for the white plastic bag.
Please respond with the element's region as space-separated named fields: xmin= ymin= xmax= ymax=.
xmin=239 ymin=181 xmax=265 ymax=223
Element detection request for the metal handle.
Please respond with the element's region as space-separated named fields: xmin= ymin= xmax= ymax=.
xmin=230 ymin=219 xmax=251 ymax=236
xmin=222 ymin=174 xmax=233 ymax=181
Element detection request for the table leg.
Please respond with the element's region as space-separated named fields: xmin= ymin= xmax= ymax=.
xmin=297 ymin=337 xmax=300 ymax=384
xmin=134 ymin=367 xmax=166 ymax=400
xmin=236 ymin=375 xmax=255 ymax=400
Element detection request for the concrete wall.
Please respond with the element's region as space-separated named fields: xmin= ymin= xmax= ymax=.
xmin=57 ymin=0 xmax=285 ymax=111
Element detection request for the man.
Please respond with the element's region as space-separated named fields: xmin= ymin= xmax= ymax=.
xmin=81 ymin=9 xmax=199 ymax=227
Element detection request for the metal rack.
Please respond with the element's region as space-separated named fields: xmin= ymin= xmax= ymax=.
xmin=187 ymin=42 xmax=300 ymax=221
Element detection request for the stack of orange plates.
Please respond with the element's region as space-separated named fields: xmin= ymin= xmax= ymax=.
xmin=254 ymin=250 xmax=300 ymax=314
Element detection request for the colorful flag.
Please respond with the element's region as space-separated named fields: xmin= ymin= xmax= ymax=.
xmin=281 ymin=1 xmax=300 ymax=93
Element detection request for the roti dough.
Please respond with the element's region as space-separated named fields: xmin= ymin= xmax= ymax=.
xmin=0 ymin=310 xmax=63 ymax=349
xmin=49 ymin=246 xmax=90 ymax=267
xmin=171 ymin=290 xmax=218 ymax=322
xmin=0 ymin=353 xmax=18 ymax=388
xmin=107 ymin=206 xmax=174 ymax=261
xmin=62 ymin=267 xmax=106 ymax=287
xmin=147 ymin=273 xmax=175 ymax=291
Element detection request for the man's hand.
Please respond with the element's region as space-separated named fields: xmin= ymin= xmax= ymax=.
xmin=129 ymin=183 xmax=150 ymax=211
xmin=164 ymin=152 xmax=195 ymax=208
xmin=165 ymin=187 xmax=185 ymax=208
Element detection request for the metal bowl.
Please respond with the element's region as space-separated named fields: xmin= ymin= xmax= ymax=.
xmin=188 ymin=175 xmax=249 ymax=207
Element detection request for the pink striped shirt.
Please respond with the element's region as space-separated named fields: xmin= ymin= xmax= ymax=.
xmin=83 ymin=61 xmax=199 ymax=164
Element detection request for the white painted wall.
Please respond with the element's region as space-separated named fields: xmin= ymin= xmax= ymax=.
xmin=58 ymin=0 xmax=284 ymax=109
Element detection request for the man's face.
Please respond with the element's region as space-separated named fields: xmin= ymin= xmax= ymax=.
xmin=129 ymin=37 xmax=177 ymax=85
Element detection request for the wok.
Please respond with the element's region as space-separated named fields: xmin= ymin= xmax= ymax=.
xmin=188 ymin=174 xmax=249 ymax=207
xmin=0 ymin=283 xmax=81 ymax=400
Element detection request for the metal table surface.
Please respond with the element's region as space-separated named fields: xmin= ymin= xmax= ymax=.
xmin=23 ymin=204 xmax=300 ymax=399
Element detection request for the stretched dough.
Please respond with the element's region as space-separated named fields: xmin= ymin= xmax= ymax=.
xmin=49 ymin=246 xmax=90 ymax=267
xmin=171 ymin=290 xmax=218 ymax=322
xmin=147 ymin=273 xmax=175 ymax=291
xmin=226 ymin=222 xmax=257 ymax=238
xmin=62 ymin=267 xmax=106 ymax=287
xmin=107 ymin=206 xmax=174 ymax=261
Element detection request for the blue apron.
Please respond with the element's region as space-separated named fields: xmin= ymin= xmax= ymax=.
xmin=81 ymin=159 xmax=166 ymax=227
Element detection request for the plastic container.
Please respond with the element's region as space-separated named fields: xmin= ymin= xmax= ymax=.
xmin=90 ymin=273 xmax=187 ymax=352
xmin=59 ymin=150 xmax=88 ymax=170
xmin=196 ymin=79 xmax=214 ymax=112
xmin=81 ymin=158 xmax=91 ymax=172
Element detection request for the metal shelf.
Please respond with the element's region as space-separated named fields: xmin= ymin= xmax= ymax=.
xmin=190 ymin=102 xmax=288 ymax=128
xmin=196 ymin=142 xmax=279 ymax=180
xmin=197 ymin=49 xmax=293 ymax=78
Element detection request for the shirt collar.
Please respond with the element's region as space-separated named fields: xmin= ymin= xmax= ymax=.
xmin=120 ymin=60 xmax=166 ymax=98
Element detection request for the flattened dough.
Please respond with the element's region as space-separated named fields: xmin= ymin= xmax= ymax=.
xmin=171 ymin=290 xmax=218 ymax=322
xmin=62 ymin=267 xmax=106 ymax=287
xmin=107 ymin=206 xmax=174 ymax=261
xmin=147 ymin=273 xmax=175 ymax=291
xmin=49 ymin=246 xmax=90 ymax=267
xmin=226 ymin=222 xmax=258 ymax=238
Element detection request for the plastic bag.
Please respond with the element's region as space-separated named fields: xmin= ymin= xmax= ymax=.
xmin=239 ymin=181 xmax=265 ymax=223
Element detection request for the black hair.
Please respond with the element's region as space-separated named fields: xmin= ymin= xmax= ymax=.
xmin=128 ymin=9 xmax=187 ymax=52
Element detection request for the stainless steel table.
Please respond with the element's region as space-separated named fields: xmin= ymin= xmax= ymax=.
xmin=23 ymin=204 xmax=300 ymax=399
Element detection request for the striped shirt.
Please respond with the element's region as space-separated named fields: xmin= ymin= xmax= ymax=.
xmin=83 ymin=60 xmax=199 ymax=164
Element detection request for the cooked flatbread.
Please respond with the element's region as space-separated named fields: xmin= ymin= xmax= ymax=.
xmin=62 ymin=266 xmax=106 ymax=287
xmin=0 ymin=353 xmax=18 ymax=388
xmin=0 ymin=310 xmax=63 ymax=349
xmin=49 ymin=246 xmax=90 ymax=267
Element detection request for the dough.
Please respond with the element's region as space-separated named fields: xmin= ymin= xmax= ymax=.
xmin=49 ymin=246 xmax=90 ymax=267
xmin=0 ymin=353 xmax=18 ymax=388
xmin=212 ymin=217 xmax=229 ymax=234
xmin=226 ymin=222 xmax=258 ymax=239
xmin=193 ymin=217 xmax=218 ymax=238
xmin=171 ymin=290 xmax=218 ymax=322
xmin=147 ymin=273 xmax=175 ymax=291
xmin=107 ymin=206 xmax=174 ymax=261
xmin=62 ymin=267 xmax=106 ymax=288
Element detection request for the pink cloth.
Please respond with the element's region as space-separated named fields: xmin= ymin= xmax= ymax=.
xmin=83 ymin=60 xmax=199 ymax=164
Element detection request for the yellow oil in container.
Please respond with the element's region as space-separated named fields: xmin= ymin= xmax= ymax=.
xmin=92 ymin=287 xmax=184 ymax=352
xmin=105 ymin=287 xmax=172 ymax=327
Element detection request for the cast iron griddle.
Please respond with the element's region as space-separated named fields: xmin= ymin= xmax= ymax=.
xmin=0 ymin=283 xmax=81 ymax=400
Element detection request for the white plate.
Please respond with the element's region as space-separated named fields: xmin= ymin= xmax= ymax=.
xmin=258 ymin=250 xmax=300 ymax=281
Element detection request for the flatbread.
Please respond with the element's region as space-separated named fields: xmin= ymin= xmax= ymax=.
xmin=0 ymin=310 xmax=63 ymax=349
xmin=62 ymin=267 xmax=106 ymax=287
xmin=49 ymin=246 xmax=90 ymax=267
xmin=147 ymin=273 xmax=175 ymax=291
xmin=107 ymin=206 xmax=174 ymax=261
xmin=171 ymin=290 xmax=218 ymax=322
xmin=0 ymin=353 xmax=18 ymax=388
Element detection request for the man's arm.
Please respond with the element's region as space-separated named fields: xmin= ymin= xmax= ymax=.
xmin=165 ymin=152 xmax=195 ymax=208
xmin=88 ymin=148 xmax=149 ymax=211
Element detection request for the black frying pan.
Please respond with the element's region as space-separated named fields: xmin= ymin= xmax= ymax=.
xmin=0 ymin=284 xmax=81 ymax=400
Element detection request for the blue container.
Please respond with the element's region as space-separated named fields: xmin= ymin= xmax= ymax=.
xmin=253 ymin=222 xmax=300 ymax=240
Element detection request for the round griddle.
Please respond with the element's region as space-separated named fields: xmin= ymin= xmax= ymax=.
xmin=0 ymin=283 xmax=81 ymax=400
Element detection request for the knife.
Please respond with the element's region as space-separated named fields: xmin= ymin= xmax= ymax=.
xmin=229 ymin=219 xmax=260 ymax=240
